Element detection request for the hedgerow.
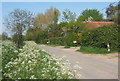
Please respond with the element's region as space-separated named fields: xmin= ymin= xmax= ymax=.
xmin=81 ymin=24 xmax=119 ymax=51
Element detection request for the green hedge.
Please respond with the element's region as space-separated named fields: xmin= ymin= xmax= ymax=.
xmin=64 ymin=32 xmax=78 ymax=46
xmin=49 ymin=37 xmax=65 ymax=45
xmin=81 ymin=24 xmax=119 ymax=51
xmin=41 ymin=32 xmax=81 ymax=46
xmin=40 ymin=37 xmax=64 ymax=45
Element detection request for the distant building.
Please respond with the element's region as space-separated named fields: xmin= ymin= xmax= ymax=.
xmin=83 ymin=21 xmax=114 ymax=28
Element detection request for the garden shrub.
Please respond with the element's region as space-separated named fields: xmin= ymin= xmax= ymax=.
xmin=81 ymin=24 xmax=119 ymax=51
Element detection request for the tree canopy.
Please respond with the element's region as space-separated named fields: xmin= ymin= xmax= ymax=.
xmin=77 ymin=9 xmax=103 ymax=21
xmin=5 ymin=9 xmax=33 ymax=48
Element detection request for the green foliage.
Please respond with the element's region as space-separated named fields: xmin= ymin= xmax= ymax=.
xmin=47 ymin=24 xmax=63 ymax=37
xmin=3 ymin=41 xmax=76 ymax=79
xmin=67 ymin=21 xmax=86 ymax=33
xmin=40 ymin=37 xmax=64 ymax=46
xmin=78 ymin=46 xmax=113 ymax=54
xmin=64 ymin=32 xmax=78 ymax=46
xmin=81 ymin=24 xmax=119 ymax=51
xmin=5 ymin=9 xmax=33 ymax=48
xmin=64 ymin=46 xmax=71 ymax=48
xmin=2 ymin=41 xmax=18 ymax=78
xmin=26 ymin=28 xmax=47 ymax=43
xmin=49 ymin=37 xmax=64 ymax=45
xmin=62 ymin=9 xmax=76 ymax=22
xmin=106 ymin=2 xmax=120 ymax=24
xmin=77 ymin=9 xmax=103 ymax=21
xmin=2 ymin=32 xmax=8 ymax=40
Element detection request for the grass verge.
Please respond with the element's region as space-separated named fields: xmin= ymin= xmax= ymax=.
xmin=77 ymin=46 xmax=117 ymax=54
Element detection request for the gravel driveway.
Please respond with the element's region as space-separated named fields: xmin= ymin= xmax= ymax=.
xmin=39 ymin=45 xmax=118 ymax=79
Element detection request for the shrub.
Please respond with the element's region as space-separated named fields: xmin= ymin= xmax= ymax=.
xmin=64 ymin=46 xmax=71 ymax=48
xmin=41 ymin=37 xmax=64 ymax=46
xmin=81 ymin=24 xmax=119 ymax=51
xmin=40 ymin=39 xmax=49 ymax=44
xmin=26 ymin=28 xmax=47 ymax=43
xmin=64 ymin=32 xmax=78 ymax=46
xmin=49 ymin=37 xmax=64 ymax=45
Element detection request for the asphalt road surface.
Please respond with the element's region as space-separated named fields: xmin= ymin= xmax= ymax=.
xmin=39 ymin=45 xmax=118 ymax=79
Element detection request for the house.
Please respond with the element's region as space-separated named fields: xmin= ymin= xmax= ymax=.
xmin=83 ymin=21 xmax=114 ymax=28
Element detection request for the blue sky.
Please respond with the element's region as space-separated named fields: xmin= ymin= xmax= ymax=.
xmin=1 ymin=2 xmax=112 ymax=35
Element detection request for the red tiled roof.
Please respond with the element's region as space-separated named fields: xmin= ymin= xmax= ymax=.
xmin=83 ymin=22 xmax=114 ymax=28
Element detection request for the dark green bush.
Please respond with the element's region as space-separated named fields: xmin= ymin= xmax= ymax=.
xmin=40 ymin=37 xmax=64 ymax=45
xmin=81 ymin=24 xmax=119 ymax=51
xmin=64 ymin=32 xmax=78 ymax=46
xmin=49 ymin=37 xmax=64 ymax=45
xmin=40 ymin=39 xmax=49 ymax=44
xmin=26 ymin=28 xmax=47 ymax=43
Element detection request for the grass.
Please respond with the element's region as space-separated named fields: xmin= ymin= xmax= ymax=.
xmin=77 ymin=46 xmax=116 ymax=54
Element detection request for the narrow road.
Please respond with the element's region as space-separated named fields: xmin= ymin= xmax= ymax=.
xmin=39 ymin=45 xmax=118 ymax=79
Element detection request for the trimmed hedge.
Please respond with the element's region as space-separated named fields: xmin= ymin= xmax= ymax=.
xmin=81 ymin=24 xmax=119 ymax=51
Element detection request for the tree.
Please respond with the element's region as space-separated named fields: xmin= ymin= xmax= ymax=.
xmin=5 ymin=9 xmax=33 ymax=48
xmin=34 ymin=7 xmax=60 ymax=28
xmin=62 ymin=9 xmax=76 ymax=22
xmin=77 ymin=9 xmax=103 ymax=21
xmin=26 ymin=28 xmax=47 ymax=43
xmin=106 ymin=1 xmax=120 ymax=24
xmin=2 ymin=32 xmax=8 ymax=40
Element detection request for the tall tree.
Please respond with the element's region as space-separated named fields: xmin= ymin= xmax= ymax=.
xmin=34 ymin=7 xmax=60 ymax=29
xmin=77 ymin=9 xmax=103 ymax=21
xmin=62 ymin=9 xmax=76 ymax=22
xmin=106 ymin=1 xmax=120 ymax=24
xmin=2 ymin=32 xmax=8 ymax=40
xmin=5 ymin=9 xmax=33 ymax=48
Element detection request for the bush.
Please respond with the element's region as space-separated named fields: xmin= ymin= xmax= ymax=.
xmin=64 ymin=32 xmax=78 ymax=46
xmin=81 ymin=24 xmax=119 ymax=51
xmin=40 ymin=39 xmax=49 ymax=44
xmin=64 ymin=46 xmax=71 ymax=48
xmin=49 ymin=37 xmax=64 ymax=45
xmin=26 ymin=28 xmax=47 ymax=43
xmin=41 ymin=37 xmax=64 ymax=46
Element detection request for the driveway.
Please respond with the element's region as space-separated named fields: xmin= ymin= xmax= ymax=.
xmin=39 ymin=45 xmax=118 ymax=79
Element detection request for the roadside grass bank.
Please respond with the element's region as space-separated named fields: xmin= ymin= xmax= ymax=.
xmin=77 ymin=46 xmax=117 ymax=54
xmin=2 ymin=41 xmax=81 ymax=79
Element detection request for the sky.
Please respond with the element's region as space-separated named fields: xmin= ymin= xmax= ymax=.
xmin=1 ymin=2 xmax=113 ymax=35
